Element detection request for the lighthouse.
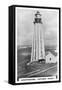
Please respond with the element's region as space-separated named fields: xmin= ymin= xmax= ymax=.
xmin=27 ymin=11 xmax=45 ymax=65
xmin=30 ymin=11 xmax=45 ymax=63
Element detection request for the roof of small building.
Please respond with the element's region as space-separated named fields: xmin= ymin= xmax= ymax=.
xmin=45 ymin=50 xmax=57 ymax=56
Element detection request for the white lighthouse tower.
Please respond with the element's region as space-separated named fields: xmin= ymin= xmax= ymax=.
xmin=27 ymin=11 xmax=45 ymax=65
xmin=30 ymin=11 xmax=45 ymax=63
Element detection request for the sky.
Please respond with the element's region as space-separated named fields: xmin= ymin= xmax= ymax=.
xmin=16 ymin=7 xmax=59 ymax=47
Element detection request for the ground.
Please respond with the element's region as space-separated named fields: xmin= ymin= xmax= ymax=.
xmin=17 ymin=47 xmax=57 ymax=81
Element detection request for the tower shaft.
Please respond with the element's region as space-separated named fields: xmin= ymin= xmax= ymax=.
xmin=31 ymin=11 xmax=45 ymax=63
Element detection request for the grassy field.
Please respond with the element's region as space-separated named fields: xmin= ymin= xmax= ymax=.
xmin=17 ymin=47 xmax=57 ymax=80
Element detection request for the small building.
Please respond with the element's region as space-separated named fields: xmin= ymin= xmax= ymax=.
xmin=46 ymin=51 xmax=57 ymax=63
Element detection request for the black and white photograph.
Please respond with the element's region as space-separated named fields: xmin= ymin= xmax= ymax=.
xmin=14 ymin=6 xmax=60 ymax=84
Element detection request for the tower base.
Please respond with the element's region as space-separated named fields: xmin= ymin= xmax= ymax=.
xmin=38 ymin=59 xmax=45 ymax=63
xmin=27 ymin=59 xmax=46 ymax=65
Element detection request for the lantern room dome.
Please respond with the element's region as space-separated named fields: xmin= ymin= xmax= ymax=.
xmin=34 ymin=11 xmax=42 ymax=24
